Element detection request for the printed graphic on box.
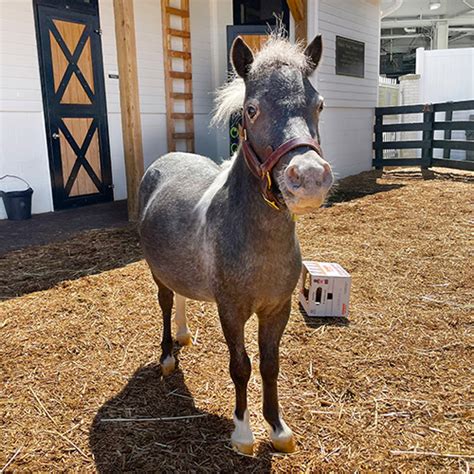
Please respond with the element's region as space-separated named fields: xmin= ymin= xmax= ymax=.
xmin=299 ymin=261 xmax=351 ymax=317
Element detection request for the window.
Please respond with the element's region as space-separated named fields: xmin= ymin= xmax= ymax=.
xmin=233 ymin=0 xmax=290 ymax=32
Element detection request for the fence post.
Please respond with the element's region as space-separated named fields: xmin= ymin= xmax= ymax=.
xmin=374 ymin=114 xmax=383 ymax=170
xmin=421 ymin=104 xmax=434 ymax=169
xmin=443 ymin=106 xmax=453 ymax=159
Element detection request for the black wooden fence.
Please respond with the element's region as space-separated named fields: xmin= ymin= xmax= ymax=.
xmin=373 ymin=99 xmax=474 ymax=171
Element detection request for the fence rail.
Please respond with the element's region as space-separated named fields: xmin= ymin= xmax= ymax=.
xmin=373 ymin=99 xmax=474 ymax=171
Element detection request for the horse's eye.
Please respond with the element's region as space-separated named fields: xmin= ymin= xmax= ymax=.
xmin=246 ymin=104 xmax=257 ymax=119
xmin=318 ymin=101 xmax=324 ymax=113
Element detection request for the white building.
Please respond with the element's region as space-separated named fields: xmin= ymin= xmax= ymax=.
xmin=0 ymin=0 xmax=381 ymax=219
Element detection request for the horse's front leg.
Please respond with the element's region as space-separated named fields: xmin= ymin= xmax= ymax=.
xmin=217 ymin=303 xmax=254 ymax=455
xmin=258 ymin=299 xmax=296 ymax=453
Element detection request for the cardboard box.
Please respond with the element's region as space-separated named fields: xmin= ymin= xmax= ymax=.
xmin=299 ymin=261 xmax=351 ymax=317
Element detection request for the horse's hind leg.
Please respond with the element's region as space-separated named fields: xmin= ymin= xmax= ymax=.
xmin=258 ymin=299 xmax=296 ymax=453
xmin=153 ymin=276 xmax=175 ymax=376
xmin=175 ymin=295 xmax=192 ymax=346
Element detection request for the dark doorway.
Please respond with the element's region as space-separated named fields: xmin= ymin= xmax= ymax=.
xmin=233 ymin=0 xmax=290 ymax=30
xmin=34 ymin=0 xmax=113 ymax=210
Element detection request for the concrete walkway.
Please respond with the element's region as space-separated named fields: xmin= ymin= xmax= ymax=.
xmin=0 ymin=200 xmax=129 ymax=255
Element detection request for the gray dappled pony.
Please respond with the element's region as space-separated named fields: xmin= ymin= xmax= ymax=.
xmin=138 ymin=34 xmax=334 ymax=455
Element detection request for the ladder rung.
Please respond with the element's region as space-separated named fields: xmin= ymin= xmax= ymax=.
xmin=166 ymin=7 xmax=189 ymax=17
xmin=168 ymin=50 xmax=191 ymax=59
xmin=167 ymin=28 xmax=190 ymax=39
xmin=171 ymin=93 xmax=193 ymax=100
xmin=171 ymin=113 xmax=193 ymax=119
xmin=173 ymin=132 xmax=194 ymax=139
xmin=169 ymin=71 xmax=192 ymax=79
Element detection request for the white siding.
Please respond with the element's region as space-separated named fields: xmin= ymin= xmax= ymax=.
xmin=0 ymin=0 xmax=53 ymax=219
xmin=98 ymin=0 xmax=169 ymax=198
xmin=317 ymin=0 xmax=380 ymax=109
xmin=312 ymin=0 xmax=381 ymax=177
xmin=319 ymin=108 xmax=375 ymax=177
xmin=209 ymin=0 xmax=233 ymax=160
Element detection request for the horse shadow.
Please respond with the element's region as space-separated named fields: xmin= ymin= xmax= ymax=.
xmin=89 ymin=362 xmax=272 ymax=473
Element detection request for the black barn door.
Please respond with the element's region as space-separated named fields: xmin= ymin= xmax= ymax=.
xmin=34 ymin=0 xmax=113 ymax=209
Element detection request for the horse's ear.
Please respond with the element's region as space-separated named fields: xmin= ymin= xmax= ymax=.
xmin=231 ymin=36 xmax=254 ymax=79
xmin=304 ymin=35 xmax=323 ymax=73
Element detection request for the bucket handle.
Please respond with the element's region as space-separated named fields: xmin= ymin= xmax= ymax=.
xmin=0 ymin=174 xmax=32 ymax=190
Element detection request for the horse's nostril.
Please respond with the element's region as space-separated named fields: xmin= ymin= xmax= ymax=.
xmin=286 ymin=165 xmax=301 ymax=186
xmin=322 ymin=163 xmax=332 ymax=181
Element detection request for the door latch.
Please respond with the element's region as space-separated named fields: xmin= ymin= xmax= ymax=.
xmin=52 ymin=132 xmax=60 ymax=139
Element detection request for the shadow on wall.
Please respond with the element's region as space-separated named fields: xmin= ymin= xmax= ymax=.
xmin=89 ymin=364 xmax=273 ymax=472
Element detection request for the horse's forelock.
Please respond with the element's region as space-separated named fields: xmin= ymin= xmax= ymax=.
xmin=211 ymin=36 xmax=311 ymax=129
xmin=250 ymin=37 xmax=310 ymax=78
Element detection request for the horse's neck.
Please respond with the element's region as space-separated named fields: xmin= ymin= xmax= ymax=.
xmin=226 ymin=151 xmax=295 ymax=237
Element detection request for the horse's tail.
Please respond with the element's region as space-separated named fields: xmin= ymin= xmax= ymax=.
xmin=138 ymin=165 xmax=162 ymax=224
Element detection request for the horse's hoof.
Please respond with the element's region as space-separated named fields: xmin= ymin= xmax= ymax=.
xmin=231 ymin=410 xmax=254 ymax=455
xmin=160 ymin=355 xmax=176 ymax=376
xmin=270 ymin=422 xmax=296 ymax=453
xmin=271 ymin=434 xmax=296 ymax=453
xmin=176 ymin=331 xmax=193 ymax=346
xmin=231 ymin=439 xmax=254 ymax=456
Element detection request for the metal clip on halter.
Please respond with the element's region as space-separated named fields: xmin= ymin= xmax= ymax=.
xmin=262 ymin=172 xmax=280 ymax=210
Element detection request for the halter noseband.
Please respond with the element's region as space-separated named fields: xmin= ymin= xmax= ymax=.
xmin=239 ymin=117 xmax=323 ymax=210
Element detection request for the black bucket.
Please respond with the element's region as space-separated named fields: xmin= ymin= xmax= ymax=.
xmin=0 ymin=175 xmax=34 ymax=221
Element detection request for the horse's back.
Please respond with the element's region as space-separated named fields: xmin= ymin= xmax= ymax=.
xmin=139 ymin=152 xmax=220 ymax=218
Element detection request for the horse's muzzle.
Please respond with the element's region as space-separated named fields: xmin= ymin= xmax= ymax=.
xmin=283 ymin=154 xmax=333 ymax=213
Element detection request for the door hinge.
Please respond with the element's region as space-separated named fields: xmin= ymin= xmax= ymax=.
xmin=95 ymin=29 xmax=102 ymax=36
xmin=107 ymin=184 xmax=115 ymax=189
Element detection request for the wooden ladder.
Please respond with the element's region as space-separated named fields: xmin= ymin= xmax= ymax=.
xmin=161 ymin=0 xmax=194 ymax=152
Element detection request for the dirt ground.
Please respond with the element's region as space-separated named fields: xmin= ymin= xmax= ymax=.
xmin=1 ymin=169 xmax=472 ymax=473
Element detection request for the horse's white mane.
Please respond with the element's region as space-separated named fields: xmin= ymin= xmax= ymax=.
xmin=211 ymin=33 xmax=310 ymax=128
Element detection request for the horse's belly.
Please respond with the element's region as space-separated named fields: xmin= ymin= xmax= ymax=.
xmin=142 ymin=246 xmax=214 ymax=302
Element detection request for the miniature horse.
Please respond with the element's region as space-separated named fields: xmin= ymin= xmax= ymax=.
xmin=138 ymin=34 xmax=333 ymax=455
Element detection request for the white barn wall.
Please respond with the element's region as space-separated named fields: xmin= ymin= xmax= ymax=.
xmin=0 ymin=0 xmax=53 ymax=219
xmin=209 ymin=0 xmax=233 ymax=161
xmin=190 ymin=0 xmax=220 ymax=159
xmin=313 ymin=0 xmax=380 ymax=178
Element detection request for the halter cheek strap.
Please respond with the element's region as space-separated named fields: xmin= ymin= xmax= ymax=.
xmin=240 ymin=123 xmax=324 ymax=210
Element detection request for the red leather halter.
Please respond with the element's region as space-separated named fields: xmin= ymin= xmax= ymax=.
xmin=240 ymin=119 xmax=323 ymax=210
